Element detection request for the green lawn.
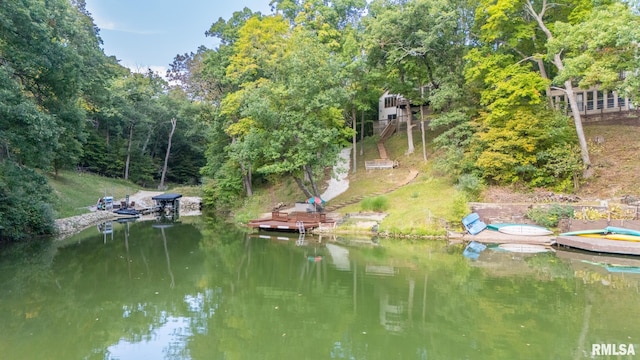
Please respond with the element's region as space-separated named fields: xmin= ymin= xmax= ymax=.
xmin=47 ymin=170 xmax=142 ymax=218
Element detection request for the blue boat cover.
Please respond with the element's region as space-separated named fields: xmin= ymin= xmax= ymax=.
xmin=462 ymin=212 xmax=487 ymax=235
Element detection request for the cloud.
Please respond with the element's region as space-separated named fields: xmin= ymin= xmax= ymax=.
xmin=93 ymin=14 xmax=160 ymax=35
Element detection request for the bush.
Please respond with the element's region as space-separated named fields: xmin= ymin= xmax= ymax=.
xmin=455 ymin=174 xmax=485 ymax=200
xmin=360 ymin=196 xmax=389 ymax=212
xmin=526 ymin=204 xmax=574 ymax=228
xmin=0 ymin=161 xmax=56 ymax=242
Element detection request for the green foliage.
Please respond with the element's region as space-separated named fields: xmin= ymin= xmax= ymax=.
xmin=202 ymin=162 xmax=245 ymax=211
xmin=449 ymin=193 xmax=470 ymax=229
xmin=0 ymin=161 xmax=55 ymax=242
xmin=360 ymin=196 xmax=389 ymax=212
xmin=526 ymin=205 xmax=574 ymax=228
xmin=455 ymin=174 xmax=485 ymax=200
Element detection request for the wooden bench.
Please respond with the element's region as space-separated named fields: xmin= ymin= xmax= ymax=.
xmin=365 ymin=159 xmax=398 ymax=170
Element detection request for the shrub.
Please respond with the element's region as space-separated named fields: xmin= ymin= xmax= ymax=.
xmin=0 ymin=161 xmax=56 ymax=242
xmin=455 ymin=174 xmax=485 ymax=200
xmin=360 ymin=196 xmax=389 ymax=212
xmin=526 ymin=205 xmax=574 ymax=228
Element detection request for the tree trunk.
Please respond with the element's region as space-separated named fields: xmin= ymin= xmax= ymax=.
xmin=294 ymin=176 xmax=313 ymax=199
xmin=240 ymin=161 xmax=253 ymax=197
xmin=304 ymin=165 xmax=320 ymax=196
xmin=406 ymin=103 xmax=415 ymax=155
xmin=124 ymin=123 xmax=133 ymax=180
xmin=526 ymin=0 xmax=592 ymax=177
xmin=352 ymin=107 xmax=357 ymax=173
xmin=159 ymin=118 xmax=177 ymax=190
xmin=420 ymin=86 xmax=427 ymax=162
xmin=359 ymin=110 xmax=365 ymax=156
xmin=420 ymin=103 xmax=427 ymax=162
xmin=141 ymin=125 xmax=153 ymax=154
xmin=563 ymin=79 xmax=593 ymax=177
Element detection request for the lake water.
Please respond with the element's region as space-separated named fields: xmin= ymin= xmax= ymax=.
xmin=1 ymin=217 xmax=640 ymax=359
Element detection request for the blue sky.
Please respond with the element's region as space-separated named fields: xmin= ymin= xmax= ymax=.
xmin=85 ymin=0 xmax=273 ymax=74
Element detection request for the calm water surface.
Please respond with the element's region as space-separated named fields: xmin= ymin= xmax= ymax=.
xmin=1 ymin=217 xmax=640 ymax=359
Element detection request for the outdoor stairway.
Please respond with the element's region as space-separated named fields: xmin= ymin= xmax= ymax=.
xmin=366 ymin=119 xmax=398 ymax=170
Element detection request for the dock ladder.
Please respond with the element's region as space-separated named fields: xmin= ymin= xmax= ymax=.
xmin=296 ymin=221 xmax=305 ymax=234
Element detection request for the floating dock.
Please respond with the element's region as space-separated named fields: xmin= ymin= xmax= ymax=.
xmin=555 ymin=235 xmax=640 ymax=256
xmin=248 ymin=211 xmax=335 ymax=233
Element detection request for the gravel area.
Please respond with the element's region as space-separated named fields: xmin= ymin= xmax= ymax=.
xmin=321 ymin=148 xmax=351 ymax=201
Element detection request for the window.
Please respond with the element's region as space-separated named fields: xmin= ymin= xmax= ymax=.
xmin=576 ymin=93 xmax=584 ymax=111
xmin=558 ymin=95 xmax=566 ymax=112
xmin=619 ymin=96 xmax=626 ymax=108
xmin=607 ymin=91 xmax=615 ymax=108
xmin=596 ymin=91 xmax=604 ymax=109
xmin=586 ymin=91 xmax=594 ymax=111
xmin=384 ymin=96 xmax=397 ymax=108
xmin=387 ymin=114 xmax=397 ymax=120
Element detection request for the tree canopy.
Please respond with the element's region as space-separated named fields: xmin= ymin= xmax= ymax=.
xmin=1 ymin=0 xmax=639 ymax=241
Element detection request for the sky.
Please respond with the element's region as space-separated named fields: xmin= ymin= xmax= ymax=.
xmin=85 ymin=0 xmax=273 ymax=75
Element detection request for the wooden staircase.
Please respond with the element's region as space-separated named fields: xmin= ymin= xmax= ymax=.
xmin=365 ymin=119 xmax=398 ymax=170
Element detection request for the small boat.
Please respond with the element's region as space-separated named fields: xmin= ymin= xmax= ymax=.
xmin=605 ymin=226 xmax=640 ymax=237
xmin=497 ymin=224 xmax=553 ymax=236
xmin=577 ymin=233 xmax=640 ymax=242
xmin=113 ymin=208 xmax=141 ymax=218
xmin=558 ymin=229 xmax=606 ymax=236
xmin=462 ymin=213 xmax=487 ymax=235
xmin=498 ymin=243 xmax=552 ymax=253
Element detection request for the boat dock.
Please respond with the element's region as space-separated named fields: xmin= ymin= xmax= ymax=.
xmin=248 ymin=211 xmax=335 ymax=233
xmin=555 ymin=235 xmax=640 ymax=256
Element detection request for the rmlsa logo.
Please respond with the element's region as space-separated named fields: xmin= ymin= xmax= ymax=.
xmin=592 ymin=343 xmax=636 ymax=356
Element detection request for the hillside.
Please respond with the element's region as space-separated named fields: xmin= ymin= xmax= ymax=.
xmin=483 ymin=117 xmax=640 ymax=203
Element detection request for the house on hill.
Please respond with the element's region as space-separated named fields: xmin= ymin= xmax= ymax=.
xmin=548 ymin=88 xmax=633 ymax=121
xmin=378 ymin=87 xmax=635 ymax=134
xmin=377 ymin=90 xmax=430 ymax=134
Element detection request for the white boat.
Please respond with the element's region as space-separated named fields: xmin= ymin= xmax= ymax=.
xmin=497 ymin=224 xmax=553 ymax=236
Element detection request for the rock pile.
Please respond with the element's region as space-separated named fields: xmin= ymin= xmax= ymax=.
xmin=55 ymin=211 xmax=117 ymax=238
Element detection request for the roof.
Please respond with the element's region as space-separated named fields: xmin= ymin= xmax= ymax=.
xmin=151 ymin=193 xmax=183 ymax=201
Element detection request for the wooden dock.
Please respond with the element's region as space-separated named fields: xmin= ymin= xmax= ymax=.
xmin=248 ymin=211 xmax=335 ymax=233
xmin=555 ymin=235 xmax=640 ymax=256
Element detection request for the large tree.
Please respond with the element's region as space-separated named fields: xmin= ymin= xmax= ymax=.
xmin=365 ymin=0 xmax=471 ymax=155
xmin=219 ymin=15 xmax=352 ymax=200
xmin=474 ymin=0 xmax=640 ymax=178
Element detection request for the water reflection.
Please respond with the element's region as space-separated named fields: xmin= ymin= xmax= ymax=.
xmin=1 ymin=222 xmax=640 ymax=359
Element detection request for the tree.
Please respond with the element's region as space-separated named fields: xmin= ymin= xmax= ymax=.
xmin=159 ymin=118 xmax=177 ymax=190
xmin=474 ymin=0 xmax=640 ymax=178
xmin=221 ymin=15 xmax=352 ymax=199
xmin=365 ymin=0 xmax=471 ymax=156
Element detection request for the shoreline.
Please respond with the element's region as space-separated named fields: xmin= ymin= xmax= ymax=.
xmin=54 ymin=191 xmax=202 ymax=240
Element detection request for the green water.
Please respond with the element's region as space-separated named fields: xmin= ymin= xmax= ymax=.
xmin=1 ymin=218 xmax=640 ymax=359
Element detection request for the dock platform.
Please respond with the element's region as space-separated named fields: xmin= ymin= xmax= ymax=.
xmin=248 ymin=211 xmax=335 ymax=233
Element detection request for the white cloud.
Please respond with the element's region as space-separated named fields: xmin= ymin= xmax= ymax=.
xmin=93 ymin=13 xmax=160 ymax=35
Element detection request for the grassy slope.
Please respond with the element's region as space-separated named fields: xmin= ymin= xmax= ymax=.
xmin=48 ymin=171 xmax=202 ymax=218
xmin=48 ymin=171 xmax=141 ymax=218
xmin=235 ymin=129 xmax=464 ymax=235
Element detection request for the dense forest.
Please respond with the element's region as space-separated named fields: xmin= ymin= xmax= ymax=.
xmin=0 ymin=0 xmax=638 ymax=242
